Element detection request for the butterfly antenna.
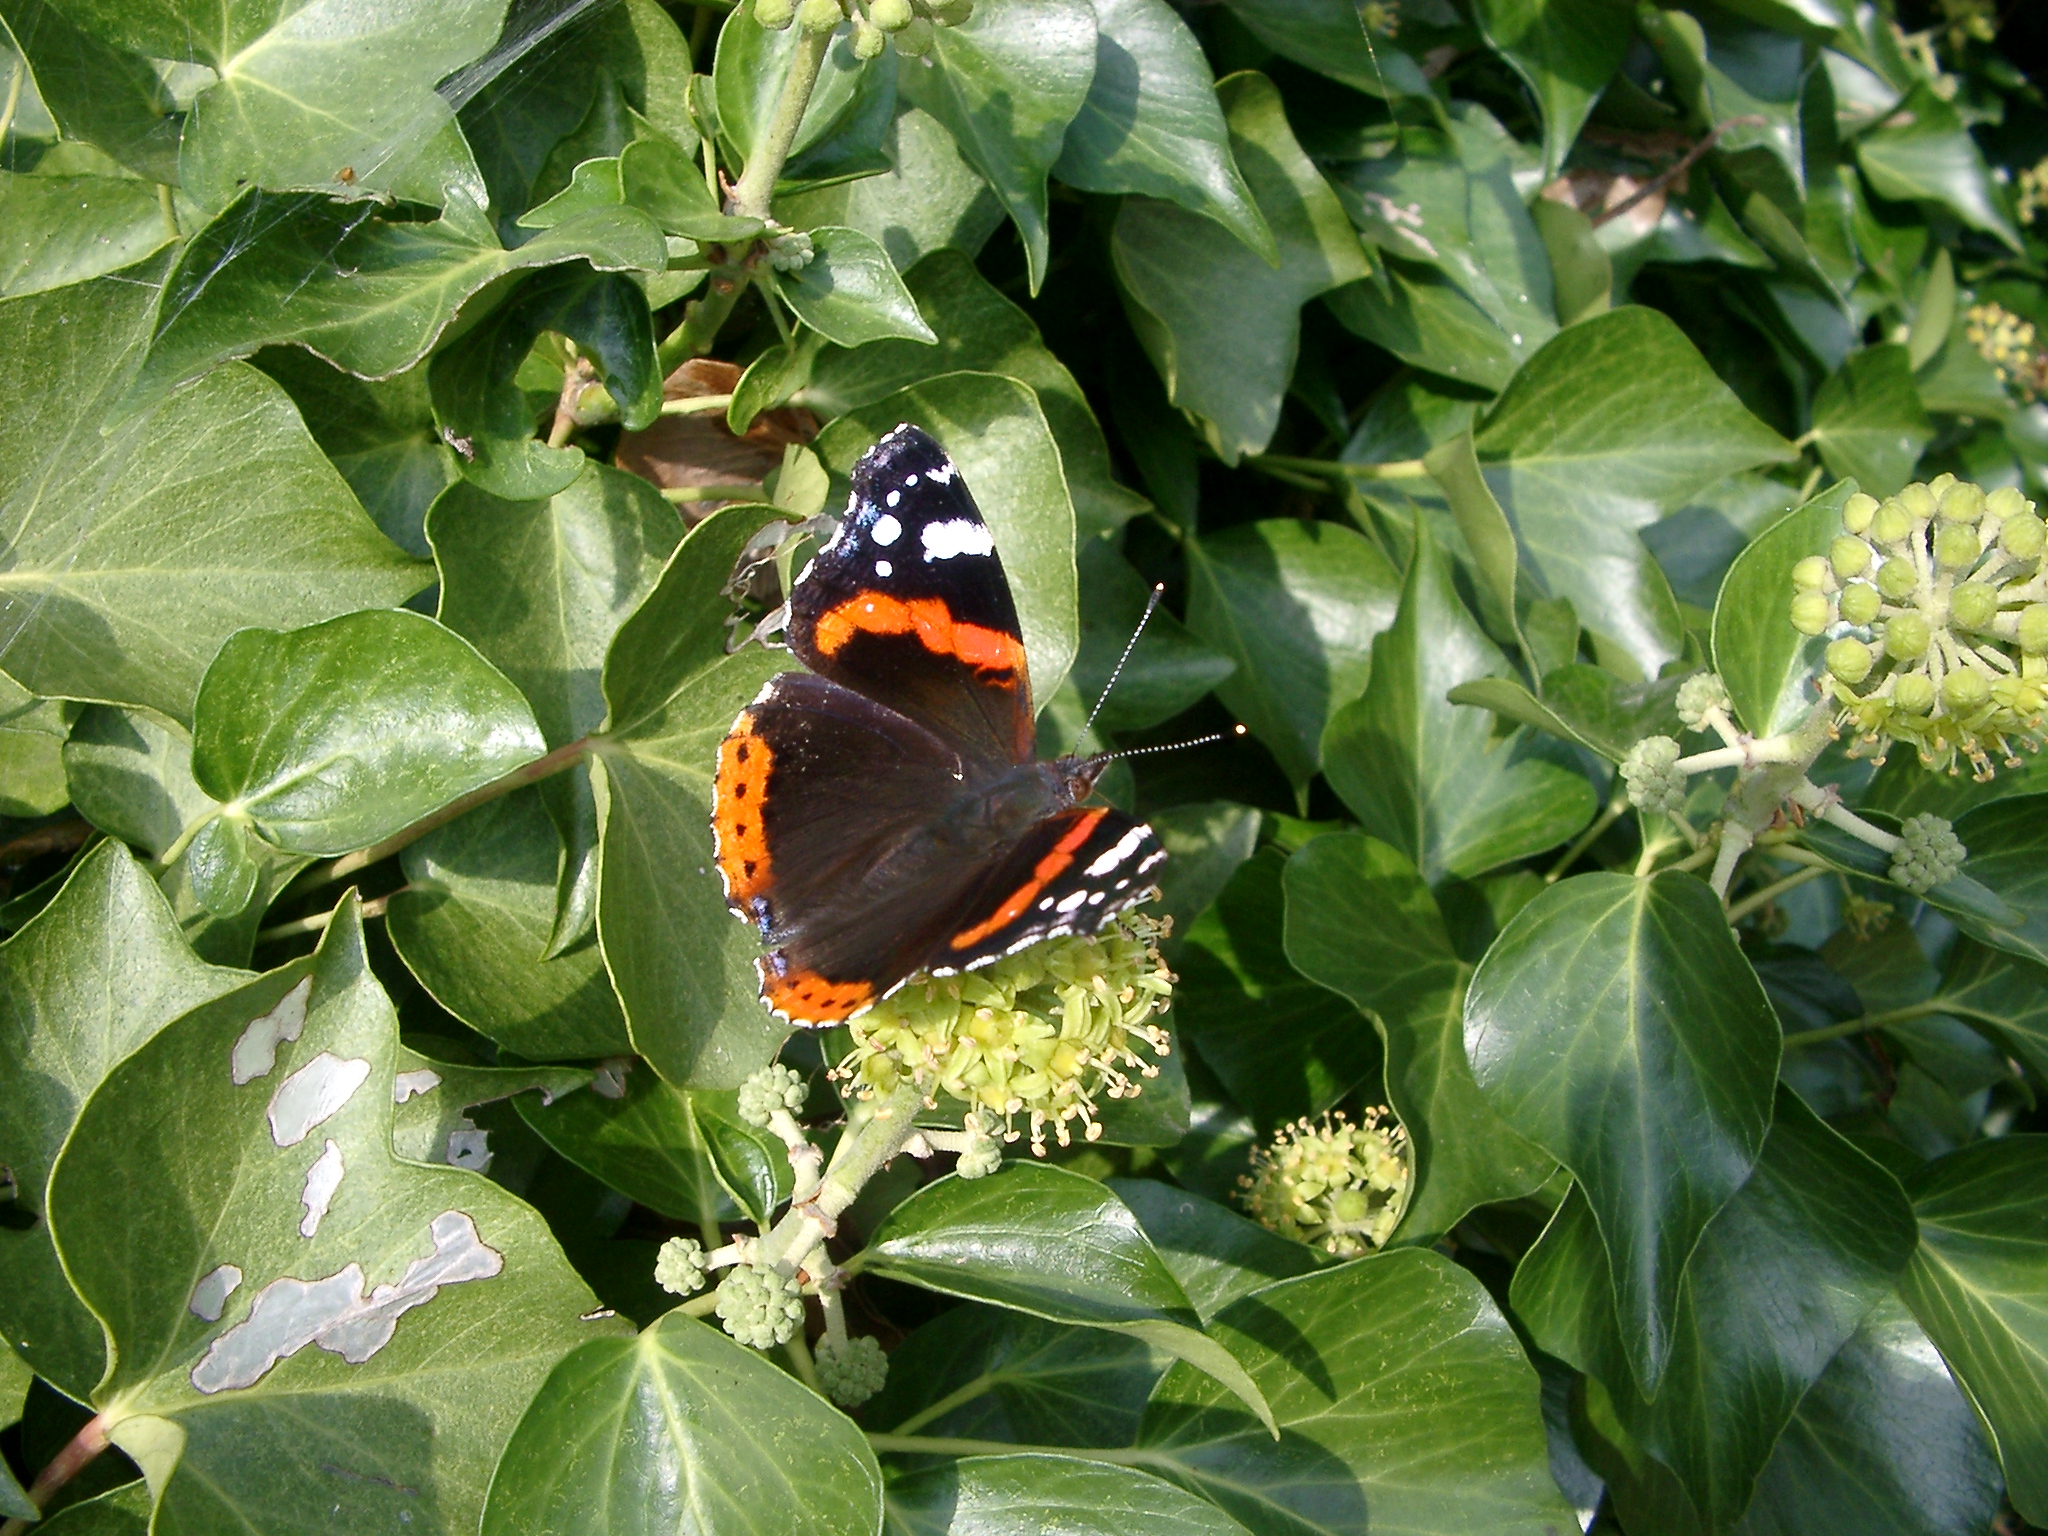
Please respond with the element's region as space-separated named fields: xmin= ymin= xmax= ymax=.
xmin=1073 ymin=584 xmax=1166 ymax=753
xmin=1096 ymin=724 xmax=1248 ymax=763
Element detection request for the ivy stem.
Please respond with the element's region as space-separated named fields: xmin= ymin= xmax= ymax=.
xmin=1547 ymin=793 xmax=1627 ymax=882
xmin=729 ymin=26 xmax=832 ymax=222
xmin=660 ymin=393 xmax=736 ymax=416
xmin=1250 ymin=453 xmax=1430 ymax=482
xmin=865 ymin=1433 xmax=1169 ymax=1468
xmin=756 ymin=1081 xmax=924 ymax=1280
xmin=256 ymin=891 xmax=396 ymax=944
xmin=1782 ymin=999 xmax=1948 ymax=1046
xmin=0 ymin=1412 xmax=111 ymax=1536
xmin=293 ymin=736 xmax=594 ymax=896
xmin=1817 ymin=801 xmax=1902 ymax=855
xmin=1725 ymin=865 xmax=1827 ymax=924
xmin=679 ymin=1290 xmax=720 ymax=1317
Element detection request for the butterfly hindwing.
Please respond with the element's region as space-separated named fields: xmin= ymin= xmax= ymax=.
xmin=786 ymin=424 xmax=1034 ymax=768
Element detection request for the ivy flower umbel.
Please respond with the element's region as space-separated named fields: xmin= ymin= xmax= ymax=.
xmin=834 ymin=911 xmax=1174 ymax=1155
xmin=1965 ymin=304 xmax=2048 ymax=402
xmin=1790 ymin=477 xmax=2048 ymax=778
xmin=1240 ymin=1109 xmax=1412 ymax=1258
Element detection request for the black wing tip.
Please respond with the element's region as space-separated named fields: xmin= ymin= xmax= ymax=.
xmin=852 ymin=423 xmax=954 ymax=490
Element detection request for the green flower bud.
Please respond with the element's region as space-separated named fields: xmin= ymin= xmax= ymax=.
xmin=1841 ymin=491 xmax=1880 ymax=535
xmin=654 ymin=1236 xmax=707 ymax=1296
xmin=738 ymin=1063 xmax=808 ymax=1126
xmin=1838 ymin=582 xmax=1882 ymax=626
xmin=1829 ymin=536 xmax=1872 ymax=579
xmin=716 ymin=1262 xmax=806 ymax=1350
xmin=1890 ymin=813 xmax=1965 ymax=894
xmin=2002 ymin=511 xmax=2046 ymax=559
xmin=1620 ymin=735 xmax=1687 ymax=816
xmin=1898 ymin=482 xmax=1937 ymax=520
xmin=1927 ymin=472 xmax=1957 ymax=499
xmin=926 ymin=0 xmax=972 ymax=21
xmin=1933 ymin=523 xmax=1981 ymax=571
xmin=1942 ymin=668 xmax=1991 ymax=711
xmin=1876 ymin=556 xmax=1919 ymax=601
xmin=756 ymin=0 xmax=796 ymax=26
xmin=1986 ymin=486 xmax=2033 ymax=522
xmin=1950 ymin=581 xmax=1998 ymax=631
xmin=1826 ymin=637 xmax=1874 ymax=684
xmin=2020 ymin=604 xmax=2048 ymax=655
xmin=891 ymin=14 xmax=933 ymax=51
xmin=851 ymin=16 xmax=885 ymax=55
xmin=1938 ymin=481 xmax=1986 ymax=524
xmin=870 ymin=0 xmax=913 ymax=27
xmin=1893 ymin=673 xmax=1936 ymax=714
xmin=1789 ymin=590 xmax=1832 ymax=636
xmin=1674 ymin=672 xmax=1729 ymax=729
xmin=1870 ymin=497 xmax=1916 ymax=545
xmin=814 ymin=1335 xmax=888 ymax=1407
xmin=797 ymin=0 xmax=843 ymax=31
xmin=1792 ymin=556 xmax=1831 ymax=591
xmin=1884 ymin=611 xmax=1931 ymax=659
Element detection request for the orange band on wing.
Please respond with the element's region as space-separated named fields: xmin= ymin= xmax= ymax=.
xmin=948 ymin=809 xmax=1109 ymax=951
xmin=815 ymin=593 xmax=1024 ymax=676
xmin=759 ymin=958 xmax=873 ymax=1025
xmin=713 ymin=713 xmax=774 ymax=904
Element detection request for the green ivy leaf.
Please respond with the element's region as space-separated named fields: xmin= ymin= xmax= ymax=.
xmin=1113 ymin=72 xmax=1372 ymax=463
xmin=1514 ymin=1089 xmax=1916 ymax=1528
xmin=1464 ymin=870 xmax=1782 ymax=1396
xmin=483 ymin=1308 xmax=883 ymax=1536
xmin=386 ymin=787 xmax=632 ymax=1058
xmin=715 ymin=3 xmax=895 ymax=190
xmin=387 ymin=1044 xmax=590 ymax=1170
xmin=896 ymin=0 xmax=1096 ymax=295
xmin=1943 ymin=797 xmax=2048 ymax=969
xmin=1809 ymin=344 xmax=1932 ymax=496
xmin=191 ymin=608 xmax=544 ymax=855
xmin=0 ymin=0 xmax=182 ymax=181
xmin=1896 ymin=1135 xmax=2048 ymax=1523
xmin=0 ymin=841 xmax=247 ymax=1398
xmin=1471 ymin=0 xmax=1633 ymax=178
xmin=1284 ymin=833 xmax=1556 ymax=1240
xmin=1143 ymin=801 xmax=1262 ymax=947
xmin=1449 ymin=664 xmax=1690 ymax=764
xmin=0 ymin=671 xmax=68 ymax=818
xmin=798 ymin=249 xmax=1148 ymax=538
xmin=1322 ymin=522 xmax=1596 ymax=881
xmin=132 ymin=191 xmax=665 ymax=408
xmin=1052 ymin=0 xmax=1272 ymax=260
xmin=595 ymin=503 xmax=795 ymax=1088
xmin=0 ymin=1342 xmax=30 ymax=1518
xmin=46 ymin=898 xmax=626 ymax=1533
xmin=1070 ymin=541 xmax=1232 ymax=734
xmin=1185 ymin=518 xmax=1397 ymax=793
xmin=688 ymin=1088 xmax=792 ymax=1230
xmin=516 ymin=1063 xmax=739 ymax=1228
xmin=1712 ymin=479 xmax=1850 ymax=736
xmin=1471 ymin=305 xmax=1797 ymax=677
xmin=777 ymin=225 xmax=935 ymax=347
xmin=813 ymin=372 xmax=1079 ymax=702
xmin=888 ymin=1453 xmax=1254 ymax=1536
xmin=1109 ymin=1177 xmax=1321 ymax=1323
xmin=863 ymin=1163 xmax=1276 ymax=1435
xmin=1327 ymin=260 xmax=1532 ymax=393
xmin=0 ymin=266 xmax=428 ymax=725
xmin=1135 ymin=1251 xmax=1578 ymax=1533
xmin=1855 ymin=84 xmax=2023 ymax=253
xmin=1931 ymin=940 xmax=2048 ymax=1081
xmin=1216 ymin=0 xmax=1433 ymax=99
xmin=0 ymin=169 xmax=174 ymax=298
xmin=1175 ymin=846 xmax=1381 ymax=1129
xmin=31 ymin=1481 xmax=153 ymax=1534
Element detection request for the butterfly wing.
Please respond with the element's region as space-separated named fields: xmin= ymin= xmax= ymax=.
xmin=787 ymin=424 xmax=1034 ymax=770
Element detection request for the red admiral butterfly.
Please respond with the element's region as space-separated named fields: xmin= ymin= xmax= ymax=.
xmin=712 ymin=424 xmax=1165 ymax=1027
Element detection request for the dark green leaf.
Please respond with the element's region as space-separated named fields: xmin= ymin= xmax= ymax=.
xmin=517 ymin=1062 xmax=738 ymax=1228
xmin=863 ymin=1163 xmax=1275 ymax=1434
xmin=0 ymin=266 xmax=427 ymax=725
xmin=1110 ymin=1177 xmax=1321 ymax=1322
xmin=1136 ymin=1251 xmax=1578 ymax=1534
xmin=1465 ymin=870 xmax=1782 ymax=1394
xmin=1932 ymin=939 xmax=2048 ymax=1081
xmin=1184 ymin=518 xmax=1397 ymax=793
xmin=1514 ymin=1090 xmax=1916 ymax=1528
xmin=1285 ymin=833 xmax=1555 ymax=1240
xmin=1945 ymin=796 xmax=2048 ymax=970
xmin=1531 ymin=196 xmax=1613 ymax=324
xmin=1449 ymin=664 xmax=1689 ymax=764
xmin=1143 ymin=800 xmax=1262 ymax=948
xmin=1217 ymin=0 xmax=1434 ymax=99
xmin=481 ymin=1309 xmax=884 ymax=1536
xmin=1327 ymin=260 xmax=1530 ymax=393
xmin=689 ymin=1088 xmax=792 ymax=1229
xmin=1113 ymin=72 xmax=1372 ymax=463
xmin=1472 ymin=0 xmax=1633 ymax=178
xmin=387 ymin=1045 xmax=590 ymax=1171
xmin=1896 ymin=1135 xmax=2048 ymax=1523
xmin=778 ymin=225 xmax=935 ymax=348
xmin=1810 ymin=344 xmax=1932 ymax=496
xmin=1323 ymin=522 xmax=1596 ymax=880
xmin=1712 ymin=480 xmax=1851 ymax=736
xmin=1052 ymin=0 xmax=1272 ymax=260
xmin=1070 ymin=541 xmax=1232 ymax=733
xmin=1855 ymin=84 xmax=2023 ymax=253
xmin=191 ymin=608 xmax=544 ymax=855
xmin=0 ymin=841 xmax=246 ymax=1398
xmin=0 ymin=672 xmax=67 ymax=818
xmin=887 ymin=1454 xmax=1253 ymax=1536
xmin=0 ymin=0 xmax=181 ymax=181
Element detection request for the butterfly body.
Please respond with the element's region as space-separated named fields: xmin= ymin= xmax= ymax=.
xmin=711 ymin=424 xmax=1163 ymax=1027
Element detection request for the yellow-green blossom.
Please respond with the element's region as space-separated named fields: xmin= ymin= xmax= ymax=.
xmin=835 ymin=911 xmax=1174 ymax=1154
xmin=1790 ymin=476 xmax=2048 ymax=778
xmin=2019 ymin=157 xmax=2048 ymax=226
xmin=1360 ymin=0 xmax=1400 ymax=38
xmin=1965 ymin=303 xmax=2048 ymax=402
xmin=1239 ymin=1109 xmax=1412 ymax=1258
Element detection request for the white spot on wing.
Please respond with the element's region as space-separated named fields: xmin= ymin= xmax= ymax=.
xmin=231 ymin=978 xmax=312 ymax=1085
xmin=871 ymin=512 xmax=902 ymax=546
xmin=189 ymin=1211 xmax=503 ymax=1394
xmin=189 ymin=1265 xmax=242 ymax=1322
xmin=921 ymin=518 xmax=993 ymax=561
xmin=1056 ymin=889 xmax=1090 ymax=913
xmin=267 ymin=1052 xmax=372 ymax=1147
xmin=1137 ymin=850 xmax=1168 ymax=874
xmin=886 ymin=490 xmax=901 ymax=508
xmin=1084 ymin=825 xmax=1151 ymax=878
xmin=392 ymin=1069 xmax=440 ymax=1104
xmin=875 ymin=559 xmax=892 ymax=577
xmin=926 ymin=462 xmax=954 ymax=484
xmin=299 ymin=1140 xmax=344 ymax=1237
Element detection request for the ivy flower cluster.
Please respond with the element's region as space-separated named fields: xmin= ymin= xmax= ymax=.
xmin=1360 ymin=1 xmax=1400 ymax=38
xmin=1789 ymin=477 xmax=2047 ymax=778
xmin=835 ymin=911 xmax=1175 ymax=1155
xmin=755 ymin=0 xmax=972 ymax=59
xmin=1239 ymin=1109 xmax=1412 ymax=1258
xmin=2019 ymin=157 xmax=2048 ymax=226
xmin=1964 ymin=303 xmax=2048 ymax=402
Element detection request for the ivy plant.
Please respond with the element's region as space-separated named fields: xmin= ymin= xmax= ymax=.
xmin=2 ymin=0 xmax=2046 ymax=1532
